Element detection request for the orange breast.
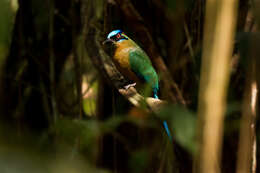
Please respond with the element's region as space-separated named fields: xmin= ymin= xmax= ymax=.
xmin=113 ymin=40 xmax=140 ymax=82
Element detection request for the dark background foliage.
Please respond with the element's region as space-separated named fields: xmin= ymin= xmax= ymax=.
xmin=0 ymin=0 xmax=258 ymax=173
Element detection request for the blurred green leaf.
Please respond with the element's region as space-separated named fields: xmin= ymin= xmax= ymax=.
xmin=165 ymin=0 xmax=193 ymax=11
xmin=224 ymin=102 xmax=241 ymax=136
xmin=129 ymin=150 xmax=148 ymax=173
xmin=101 ymin=116 xmax=125 ymax=133
xmin=52 ymin=119 xmax=101 ymax=146
xmin=83 ymin=80 xmax=98 ymax=116
xmin=166 ymin=0 xmax=177 ymax=10
xmin=159 ymin=105 xmax=197 ymax=154
xmin=225 ymin=101 xmax=241 ymax=116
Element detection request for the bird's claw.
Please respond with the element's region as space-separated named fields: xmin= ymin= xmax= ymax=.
xmin=124 ymin=83 xmax=136 ymax=90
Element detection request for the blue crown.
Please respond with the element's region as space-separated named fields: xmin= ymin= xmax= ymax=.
xmin=107 ymin=29 xmax=122 ymax=39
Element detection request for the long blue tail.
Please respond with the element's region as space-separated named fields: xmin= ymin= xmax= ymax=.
xmin=163 ymin=121 xmax=173 ymax=141
xmin=153 ymin=92 xmax=172 ymax=141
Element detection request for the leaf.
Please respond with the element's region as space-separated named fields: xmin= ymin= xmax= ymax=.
xmin=158 ymin=105 xmax=197 ymax=154
xmin=101 ymin=116 xmax=126 ymax=133
xmin=128 ymin=150 xmax=148 ymax=173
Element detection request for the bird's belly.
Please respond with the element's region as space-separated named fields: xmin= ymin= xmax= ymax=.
xmin=113 ymin=60 xmax=140 ymax=82
xmin=113 ymin=50 xmax=140 ymax=82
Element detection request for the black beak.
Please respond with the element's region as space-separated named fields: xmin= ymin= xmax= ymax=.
xmin=102 ymin=38 xmax=113 ymax=45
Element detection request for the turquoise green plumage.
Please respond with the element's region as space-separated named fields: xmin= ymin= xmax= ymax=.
xmin=104 ymin=29 xmax=172 ymax=141
xmin=129 ymin=50 xmax=159 ymax=98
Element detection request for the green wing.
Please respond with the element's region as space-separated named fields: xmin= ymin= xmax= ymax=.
xmin=129 ymin=49 xmax=159 ymax=91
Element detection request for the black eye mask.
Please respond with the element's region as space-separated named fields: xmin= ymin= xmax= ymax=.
xmin=111 ymin=34 xmax=128 ymax=42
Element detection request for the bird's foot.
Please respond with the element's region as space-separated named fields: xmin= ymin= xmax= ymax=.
xmin=124 ymin=83 xmax=136 ymax=90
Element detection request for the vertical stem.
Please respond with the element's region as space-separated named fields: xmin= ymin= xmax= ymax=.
xmin=252 ymin=136 xmax=257 ymax=173
xmin=112 ymin=90 xmax=117 ymax=173
xmin=251 ymin=82 xmax=257 ymax=173
xmin=48 ymin=0 xmax=58 ymax=122
xmin=236 ymin=4 xmax=258 ymax=172
xmin=196 ymin=0 xmax=238 ymax=173
xmin=103 ymin=0 xmax=108 ymax=33
xmin=71 ymin=0 xmax=83 ymax=119
xmin=236 ymin=60 xmax=258 ymax=173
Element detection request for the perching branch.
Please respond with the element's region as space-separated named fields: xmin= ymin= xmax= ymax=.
xmin=85 ymin=26 xmax=166 ymax=113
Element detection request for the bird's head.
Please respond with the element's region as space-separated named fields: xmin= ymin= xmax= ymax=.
xmin=103 ymin=29 xmax=129 ymax=45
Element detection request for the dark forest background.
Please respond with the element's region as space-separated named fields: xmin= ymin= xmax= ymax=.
xmin=0 ymin=0 xmax=259 ymax=173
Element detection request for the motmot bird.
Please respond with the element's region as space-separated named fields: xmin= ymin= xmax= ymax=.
xmin=104 ymin=29 xmax=172 ymax=141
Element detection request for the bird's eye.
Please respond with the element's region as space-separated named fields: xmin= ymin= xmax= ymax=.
xmin=116 ymin=33 xmax=121 ymax=38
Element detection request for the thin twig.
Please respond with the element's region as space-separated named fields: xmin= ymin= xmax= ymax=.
xmin=183 ymin=21 xmax=195 ymax=63
xmin=48 ymin=0 xmax=58 ymax=122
